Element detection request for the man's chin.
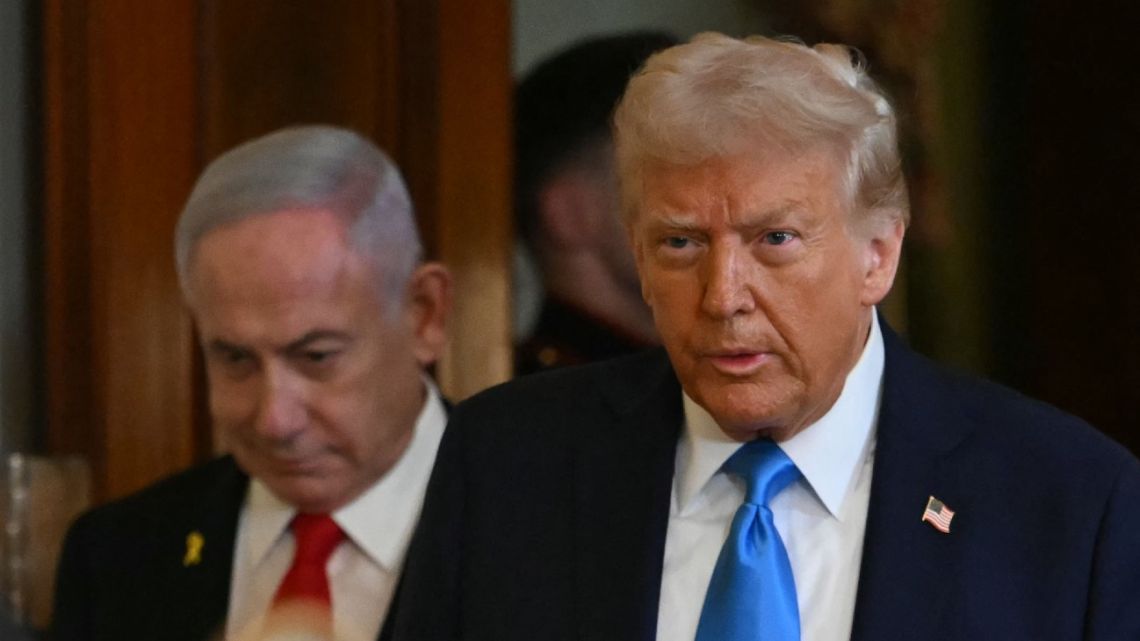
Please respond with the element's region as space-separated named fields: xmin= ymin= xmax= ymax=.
xmin=245 ymin=464 xmax=344 ymax=512
xmin=717 ymin=422 xmax=803 ymax=443
xmin=691 ymin=388 xmax=800 ymax=442
xmin=264 ymin=480 xmax=345 ymax=513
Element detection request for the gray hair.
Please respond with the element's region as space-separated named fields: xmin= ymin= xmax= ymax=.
xmin=613 ymin=32 xmax=909 ymax=229
xmin=175 ymin=125 xmax=422 ymax=304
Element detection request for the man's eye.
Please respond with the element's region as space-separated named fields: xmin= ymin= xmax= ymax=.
xmin=221 ymin=349 xmax=249 ymax=364
xmin=664 ymin=236 xmax=690 ymax=249
xmin=208 ymin=347 xmax=256 ymax=378
xmin=304 ymin=350 xmax=337 ymax=364
xmin=763 ymin=231 xmax=796 ymax=245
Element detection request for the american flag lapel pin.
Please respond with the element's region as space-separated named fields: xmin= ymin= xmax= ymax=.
xmin=922 ymin=496 xmax=955 ymax=534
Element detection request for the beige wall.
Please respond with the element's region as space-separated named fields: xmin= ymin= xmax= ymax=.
xmin=513 ymin=0 xmax=768 ymax=75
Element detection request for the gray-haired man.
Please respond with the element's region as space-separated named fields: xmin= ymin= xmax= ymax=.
xmin=54 ymin=126 xmax=452 ymax=641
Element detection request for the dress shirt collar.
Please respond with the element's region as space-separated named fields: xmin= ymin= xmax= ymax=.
xmin=678 ymin=312 xmax=884 ymax=520
xmin=243 ymin=377 xmax=447 ymax=572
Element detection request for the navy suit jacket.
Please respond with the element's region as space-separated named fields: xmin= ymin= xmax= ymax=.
xmin=51 ymin=456 xmax=403 ymax=641
xmin=393 ymin=325 xmax=1140 ymax=640
xmin=52 ymin=457 xmax=246 ymax=641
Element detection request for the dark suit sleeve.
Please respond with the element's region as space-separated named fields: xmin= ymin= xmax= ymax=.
xmin=1084 ymin=456 xmax=1140 ymax=640
xmin=391 ymin=412 xmax=467 ymax=640
xmin=51 ymin=513 xmax=95 ymax=641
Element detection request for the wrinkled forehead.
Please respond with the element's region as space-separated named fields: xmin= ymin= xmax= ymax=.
xmin=184 ymin=209 xmax=381 ymax=305
xmin=622 ymin=142 xmax=851 ymax=224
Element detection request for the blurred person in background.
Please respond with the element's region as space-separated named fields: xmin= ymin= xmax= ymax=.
xmin=514 ymin=31 xmax=677 ymax=374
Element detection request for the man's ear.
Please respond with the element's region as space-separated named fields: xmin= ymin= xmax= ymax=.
xmin=859 ymin=216 xmax=906 ymax=306
xmin=403 ymin=262 xmax=453 ymax=367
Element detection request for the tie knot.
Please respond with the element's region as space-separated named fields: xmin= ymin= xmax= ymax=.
xmin=723 ymin=439 xmax=799 ymax=506
xmin=289 ymin=513 xmax=345 ymax=565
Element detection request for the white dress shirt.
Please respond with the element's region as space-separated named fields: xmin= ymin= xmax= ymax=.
xmin=225 ymin=380 xmax=447 ymax=641
xmin=657 ymin=314 xmax=885 ymax=641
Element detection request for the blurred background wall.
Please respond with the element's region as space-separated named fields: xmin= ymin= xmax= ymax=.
xmin=0 ymin=0 xmax=1136 ymax=506
xmin=513 ymin=0 xmax=768 ymax=74
xmin=0 ymin=0 xmax=36 ymax=457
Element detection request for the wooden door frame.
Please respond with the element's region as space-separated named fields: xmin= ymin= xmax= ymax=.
xmin=42 ymin=0 xmax=512 ymax=501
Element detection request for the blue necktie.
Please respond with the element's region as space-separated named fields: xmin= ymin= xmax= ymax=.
xmin=694 ymin=439 xmax=801 ymax=641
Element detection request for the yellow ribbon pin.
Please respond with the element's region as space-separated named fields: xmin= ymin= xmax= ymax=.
xmin=184 ymin=531 xmax=205 ymax=567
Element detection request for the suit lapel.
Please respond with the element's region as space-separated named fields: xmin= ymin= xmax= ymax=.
xmin=574 ymin=351 xmax=682 ymax=641
xmin=160 ymin=457 xmax=248 ymax=641
xmin=850 ymin=325 xmax=976 ymax=641
xmin=566 ymin=327 xmax=978 ymax=640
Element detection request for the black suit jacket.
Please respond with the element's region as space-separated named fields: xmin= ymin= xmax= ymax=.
xmin=51 ymin=456 xmax=402 ymax=641
xmin=393 ymin=326 xmax=1140 ymax=640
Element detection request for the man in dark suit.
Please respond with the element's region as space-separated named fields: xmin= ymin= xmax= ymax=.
xmin=53 ymin=126 xmax=453 ymax=641
xmin=393 ymin=33 xmax=1140 ymax=640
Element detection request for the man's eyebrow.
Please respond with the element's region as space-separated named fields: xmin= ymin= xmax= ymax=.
xmin=740 ymin=202 xmax=802 ymax=225
xmin=648 ymin=203 xmax=807 ymax=231
xmin=206 ymin=338 xmax=246 ymax=353
xmin=651 ymin=213 xmax=702 ymax=230
xmin=285 ymin=330 xmax=352 ymax=352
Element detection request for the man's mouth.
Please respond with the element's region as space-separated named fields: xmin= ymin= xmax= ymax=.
xmin=705 ymin=350 xmax=770 ymax=376
xmin=264 ymin=455 xmax=321 ymax=475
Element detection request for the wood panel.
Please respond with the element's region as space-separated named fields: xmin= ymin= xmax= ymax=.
xmin=201 ymin=1 xmax=401 ymax=157
xmin=402 ymin=0 xmax=514 ymax=396
xmin=43 ymin=1 xmax=95 ymax=464
xmin=1018 ymin=0 xmax=1140 ymax=452
xmin=43 ymin=0 xmax=202 ymax=500
xmin=43 ymin=0 xmax=514 ymax=500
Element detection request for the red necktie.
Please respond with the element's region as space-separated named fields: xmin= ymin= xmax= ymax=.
xmin=273 ymin=513 xmax=345 ymax=608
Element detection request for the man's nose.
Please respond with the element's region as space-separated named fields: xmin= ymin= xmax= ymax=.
xmin=701 ymin=244 xmax=756 ymax=319
xmin=254 ymin=369 xmax=306 ymax=440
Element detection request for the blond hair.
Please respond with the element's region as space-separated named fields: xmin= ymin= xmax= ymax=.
xmin=613 ymin=32 xmax=909 ymax=228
